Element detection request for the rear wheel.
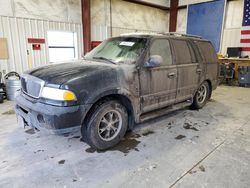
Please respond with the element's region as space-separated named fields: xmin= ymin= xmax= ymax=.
xmin=191 ymin=81 xmax=210 ymax=109
xmin=82 ymin=100 xmax=128 ymax=150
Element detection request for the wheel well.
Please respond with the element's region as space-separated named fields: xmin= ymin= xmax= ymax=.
xmin=82 ymin=94 xmax=135 ymax=130
xmin=204 ymin=79 xmax=212 ymax=98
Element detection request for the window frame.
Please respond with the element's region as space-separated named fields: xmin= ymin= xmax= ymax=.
xmin=47 ymin=31 xmax=78 ymax=63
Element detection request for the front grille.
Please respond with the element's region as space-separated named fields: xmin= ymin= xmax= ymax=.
xmin=21 ymin=75 xmax=45 ymax=98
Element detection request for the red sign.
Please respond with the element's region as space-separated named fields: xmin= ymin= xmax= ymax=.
xmin=32 ymin=44 xmax=41 ymax=50
xmin=28 ymin=38 xmax=45 ymax=44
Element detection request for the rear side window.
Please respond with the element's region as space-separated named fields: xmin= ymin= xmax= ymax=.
xmin=195 ymin=41 xmax=217 ymax=63
xmin=171 ymin=39 xmax=194 ymax=64
xmin=150 ymin=39 xmax=172 ymax=66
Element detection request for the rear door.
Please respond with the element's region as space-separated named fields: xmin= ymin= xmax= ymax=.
xmin=171 ymin=39 xmax=203 ymax=103
xmin=139 ymin=38 xmax=178 ymax=113
xmin=194 ymin=41 xmax=219 ymax=85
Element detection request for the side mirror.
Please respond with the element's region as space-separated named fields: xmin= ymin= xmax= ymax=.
xmin=144 ymin=55 xmax=163 ymax=68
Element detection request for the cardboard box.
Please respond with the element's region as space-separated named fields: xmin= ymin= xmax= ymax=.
xmin=0 ymin=38 xmax=9 ymax=59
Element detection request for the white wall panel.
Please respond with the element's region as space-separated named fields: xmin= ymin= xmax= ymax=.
xmin=0 ymin=16 xmax=83 ymax=74
xmin=91 ymin=0 xmax=169 ymax=41
xmin=176 ymin=8 xmax=187 ymax=33
xmin=221 ymin=28 xmax=241 ymax=55
xmin=0 ymin=0 xmax=13 ymax=16
xmin=140 ymin=0 xmax=170 ymax=7
xmin=179 ymin=0 xmax=214 ymax=6
xmin=224 ymin=0 xmax=243 ymax=29
xmin=221 ymin=0 xmax=244 ymax=55
xmin=0 ymin=0 xmax=81 ymax=23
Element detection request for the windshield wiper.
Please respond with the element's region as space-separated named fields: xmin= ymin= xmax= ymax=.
xmin=93 ymin=56 xmax=116 ymax=64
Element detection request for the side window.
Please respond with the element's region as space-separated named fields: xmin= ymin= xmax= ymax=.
xmin=150 ymin=39 xmax=172 ymax=66
xmin=171 ymin=39 xmax=193 ymax=64
xmin=195 ymin=41 xmax=217 ymax=63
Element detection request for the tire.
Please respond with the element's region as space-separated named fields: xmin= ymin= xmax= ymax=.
xmin=191 ymin=81 xmax=210 ymax=109
xmin=82 ymin=100 xmax=128 ymax=150
xmin=0 ymin=94 xmax=3 ymax=104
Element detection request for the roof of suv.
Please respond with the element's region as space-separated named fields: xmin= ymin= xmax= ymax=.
xmin=120 ymin=32 xmax=209 ymax=42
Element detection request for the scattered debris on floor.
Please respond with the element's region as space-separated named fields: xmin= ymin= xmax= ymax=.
xmin=183 ymin=122 xmax=199 ymax=131
xmin=25 ymin=129 xmax=36 ymax=135
xmin=199 ymin=165 xmax=206 ymax=172
xmin=175 ymin=135 xmax=186 ymax=140
xmin=85 ymin=132 xmax=141 ymax=155
xmin=188 ymin=170 xmax=197 ymax=174
xmin=148 ymin=164 xmax=157 ymax=170
xmin=141 ymin=130 xmax=155 ymax=136
xmin=137 ymin=163 xmax=157 ymax=172
xmin=34 ymin=149 xmax=44 ymax=154
xmin=58 ymin=160 xmax=65 ymax=165
xmin=2 ymin=109 xmax=15 ymax=115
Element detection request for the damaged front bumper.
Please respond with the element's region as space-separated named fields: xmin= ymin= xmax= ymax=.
xmin=15 ymin=92 xmax=87 ymax=134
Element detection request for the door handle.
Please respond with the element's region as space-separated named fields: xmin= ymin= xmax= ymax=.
xmin=168 ymin=72 xmax=176 ymax=79
xmin=196 ymin=68 xmax=202 ymax=74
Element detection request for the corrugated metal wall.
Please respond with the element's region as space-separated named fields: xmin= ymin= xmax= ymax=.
xmin=221 ymin=0 xmax=244 ymax=55
xmin=0 ymin=16 xmax=83 ymax=75
xmin=91 ymin=25 xmax=169 ymax=41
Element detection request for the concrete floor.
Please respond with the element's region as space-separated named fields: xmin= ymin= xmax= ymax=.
xmin=0 ymin=85 xmax=250 ymax=188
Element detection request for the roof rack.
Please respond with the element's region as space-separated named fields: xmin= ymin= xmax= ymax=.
xmin=159 ymin=32 xmax=203 ymax=39
xmin=119 ymin=32 xmax=203 ymax=39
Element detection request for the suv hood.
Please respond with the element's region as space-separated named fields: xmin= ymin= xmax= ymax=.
xmin=26 ymin=60 xmax=116 ymax=85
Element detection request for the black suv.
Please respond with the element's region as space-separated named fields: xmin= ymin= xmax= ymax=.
xmin=16 ymin=33 xmax=219 ymax=149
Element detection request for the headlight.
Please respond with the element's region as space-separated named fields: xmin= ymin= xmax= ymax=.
xmin=41 ymin=87 xmax=77 ymax=101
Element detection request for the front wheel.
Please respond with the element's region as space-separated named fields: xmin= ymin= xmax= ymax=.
xmin=191 ymin=81 xmax=210 ymax=109
xmin=83 ymin=100 xmax=128 ymax=150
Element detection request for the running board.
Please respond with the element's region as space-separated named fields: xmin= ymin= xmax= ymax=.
xmin=139 ymin=99 xmax=193 ymax=123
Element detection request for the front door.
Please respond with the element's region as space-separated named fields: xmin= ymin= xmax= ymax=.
xmin=171 ymin=39 xmax=203 ymax=103
xmin=139 ymin=38 xmax=178 ymax=113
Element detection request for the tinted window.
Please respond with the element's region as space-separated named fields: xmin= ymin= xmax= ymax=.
xmin=172 ymin=39 xmax=193 ymax=64
xmin=195 ymin=41 xmax=217 ymax=63
xmin=150 ymin=39 xmax=172 ymax=66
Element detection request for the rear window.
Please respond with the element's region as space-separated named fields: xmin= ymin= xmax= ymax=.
xmin=171 ymin=39 xmax=193 ymax=64
xmin=195 ymin=41 xmax=217 ymax=63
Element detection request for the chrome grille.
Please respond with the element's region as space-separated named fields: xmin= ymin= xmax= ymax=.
xmin=21 ymin=75 xmax=45 ymax=98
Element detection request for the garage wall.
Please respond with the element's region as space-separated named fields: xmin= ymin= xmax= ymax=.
xmin=0 ymin=0 xmax=81 ymax=23
xmin=0 ymin=16 xmax=83 ymax=74
xmin=176 ymin=0 xmax=245 ymax=54
xmin=179 ymin=0 xmax=214 ymax=6
xmin=91 ymin=0 xmax=169 ymax=41
xmin=176 ymin=8 xmax=187 ymax=33
xmin=0 ymin=0 xmax=83 ymax=75
xmin=221 ymin=0 xmax=244 ymax=55
xmin=141 ymin=0 xmax=170 ymax=7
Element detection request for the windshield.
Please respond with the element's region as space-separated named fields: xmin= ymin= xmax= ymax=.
xmin=84 ymin=37 xmax=148 ymax=64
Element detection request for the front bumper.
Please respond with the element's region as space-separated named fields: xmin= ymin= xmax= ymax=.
xmin=15 ymin=92 xmax=87 ymax=134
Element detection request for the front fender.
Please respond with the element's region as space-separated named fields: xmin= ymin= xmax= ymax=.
xmin=84 ymin=87 xmax=132 ymax=105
